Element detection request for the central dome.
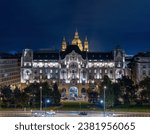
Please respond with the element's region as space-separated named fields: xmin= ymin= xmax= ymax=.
xmin=72 ymin=30 xmax=83 ymax=51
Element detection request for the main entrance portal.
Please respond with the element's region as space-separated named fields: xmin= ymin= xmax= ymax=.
xmin=69 ymin=86 xmax=78 ymax=100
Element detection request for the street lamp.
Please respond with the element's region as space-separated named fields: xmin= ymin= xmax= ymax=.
xmin=40 ymin=86 xmax=42 ymax=111
xmin=104 ymin=86 xmax=107 ymax=117
xmin=45 ymin=99 xmax=50 ymax=108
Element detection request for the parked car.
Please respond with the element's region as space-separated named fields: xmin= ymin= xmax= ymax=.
xmin=32 ymin=110 xmax=56 ymax=117
xmin=79 ymin=112 xmax=88 ymax=116
xmin=45 ymin=111 xmax=56 ymax=116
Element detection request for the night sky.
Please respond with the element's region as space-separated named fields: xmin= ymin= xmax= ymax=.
xmin=0 ymin=0 xmax=150 ymax=54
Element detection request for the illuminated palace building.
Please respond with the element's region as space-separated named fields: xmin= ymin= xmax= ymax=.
xmin=21 ymin=31 xmax=130 ymax=99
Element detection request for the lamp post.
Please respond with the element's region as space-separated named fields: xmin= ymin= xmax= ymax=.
xmin=104 ymin=86 xmax=107 ymax=117
xmin=40 ymin=86 xmax=42 ymax=111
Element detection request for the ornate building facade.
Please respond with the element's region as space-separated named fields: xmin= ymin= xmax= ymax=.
xmin=21 ymin=31 xmax=129 ymax=99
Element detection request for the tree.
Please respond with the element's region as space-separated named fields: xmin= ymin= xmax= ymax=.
xmin=88 ymin=90 xmax=98 ymax=103
xmin=139 ymin=77 xmax=150 ymax=102
xmin=41 ymin=82 xmax=53 ymax=107
xmin=112 ymin=83 xmax=122 ymax=106
xmin=117 ymin=76 xmax=137 ymax=105
xmin=52 ymin=83 xmax=61 ymax=105
xmin=19 ymin=91 xmax=29 ymax=108
xmin=24 ymin=83 xmax=40 ymax=108
xmin=99 ymin=75 xmax=115 ymax=107
xmin=1 ymin=86 xmax=13 ymax=108
xmin=13 ymin=87 xmax=22 ymax=108
xmin=12 ymin=87 xmax=29 ymax=108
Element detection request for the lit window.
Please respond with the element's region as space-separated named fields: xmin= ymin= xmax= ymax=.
xmin=105 ymin=69 xmax=107 ymax=73
xmin=100 ymin=69 xmax=102 ymax=73
xmin=94 ymin=70 xmax=96 ymax=73
xmin=39 ymin=62 xmax=43 ymax=68
xmin=40 ymin=70 xmax=42 ymax=73
xmin=56 ymin=70 xmax=58 ymax=73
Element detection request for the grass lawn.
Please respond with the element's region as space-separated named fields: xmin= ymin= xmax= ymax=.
xmin=110 ymin=105 xmax=150 ymax=113
xmin=1 ymin=101 xmax=150 ymax=113
xmin=48 ymin=101 xmax=150 ymax=113
xmin=45 ymin=101 xmax=102 ymax=111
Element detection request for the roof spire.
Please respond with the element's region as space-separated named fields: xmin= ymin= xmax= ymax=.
xmin=84 ymin=36 xmax=89 ymax=52
xmin=61 ymin=36 xmax=67 ymax=51
xmin=75 ymin=28 xmax=79 ymax=38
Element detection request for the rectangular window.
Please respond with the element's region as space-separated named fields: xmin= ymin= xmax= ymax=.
xmin=40 ymin=70 xmax=42 ymax=73
xmin=56 ymin=70 xmax=58 ymax=73
xmin=100 ymin=69 xmax=102 ymax=73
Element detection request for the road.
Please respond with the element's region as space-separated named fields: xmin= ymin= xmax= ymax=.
xmin=0 ymin=111 xmax=150 ymax=117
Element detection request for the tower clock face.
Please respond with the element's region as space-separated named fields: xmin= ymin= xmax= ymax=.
xmin=23 ymin=69 xmax=32 ymax=76
xmin=115 ymin=69 xmax=124 ymax=79
xmin=23 ymin=69 xmax=32 ymax=81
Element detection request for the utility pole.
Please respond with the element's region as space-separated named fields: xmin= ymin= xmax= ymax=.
xmin=40 ymin=86 xmax=42 ymax=111
xmin=104 ymin=86 xmax=106 ymax=117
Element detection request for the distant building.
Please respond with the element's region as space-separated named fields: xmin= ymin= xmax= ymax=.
xmin=21 ymin=31 xmax=130 ymax=99
xmin=131 ymin=52 xmax=150 ymax=84
xmin=0 ymin=52 xmax=21 ymax=87
xmin=125 ymin=55 xmax=133 ymax=79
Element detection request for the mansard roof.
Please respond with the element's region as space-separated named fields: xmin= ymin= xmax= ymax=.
xmin=87 ymin=52 xmax=114 ymax=61
xmin=32 ymin=45 xmax=115 ymax=61
xmin=33 ymin=50 xmax=59 ymax=60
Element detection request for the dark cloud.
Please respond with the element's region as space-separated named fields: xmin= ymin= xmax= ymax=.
xmin=0 ymin=0 xmax=150 ymax=54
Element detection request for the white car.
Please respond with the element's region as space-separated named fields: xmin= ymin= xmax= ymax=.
xmin=45 ymin=111 xmax=56 ymax=116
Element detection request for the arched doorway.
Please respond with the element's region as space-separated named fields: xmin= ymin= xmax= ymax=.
xmin=81 ymin=88 xmax=87 ymax=100
xmin=61 ymin=88 xmax=66 ymax=98
xmin=69 ymin=86 xmax=78 ymax=100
